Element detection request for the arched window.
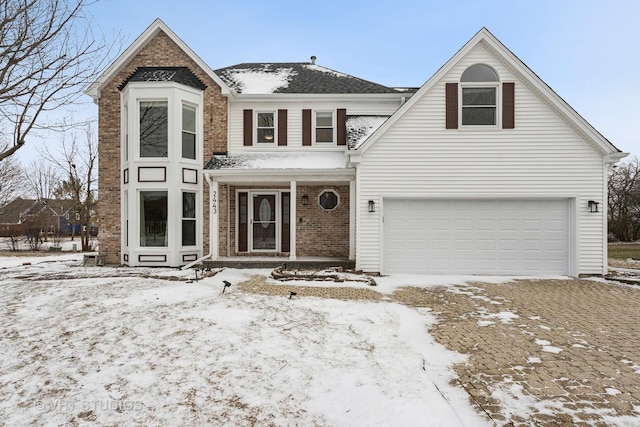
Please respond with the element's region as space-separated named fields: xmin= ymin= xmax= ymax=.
xmin=460 ymin=64 xmax=499 ymax=126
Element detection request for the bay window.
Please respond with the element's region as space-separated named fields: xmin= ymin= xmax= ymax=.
xmin=182 ymin=192 xmax=196 ymax=246
xmin=182 ymin=104 xmax=196 ymax=159
xmin=140 ymin=191 xmax=168 ymax=247
xmin=140 ymin=101 xmax=168 ymax=157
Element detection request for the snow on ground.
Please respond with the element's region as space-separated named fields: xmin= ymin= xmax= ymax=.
xmin=0 ymin=254 xmax=489 ymax=426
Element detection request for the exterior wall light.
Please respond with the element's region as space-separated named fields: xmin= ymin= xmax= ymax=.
xmin=302 ymin=195 xmax=308 ymax=205
xmin=588 ymin=200 xmax=599 ymax=213
xmin=368 ymin=200 xmax=375 ymax=213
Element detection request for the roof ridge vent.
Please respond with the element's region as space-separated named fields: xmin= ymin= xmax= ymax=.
xmin=310 ymin=55 xmax=316 ymax=65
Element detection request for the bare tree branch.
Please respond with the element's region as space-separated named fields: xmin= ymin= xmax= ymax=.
xmin=0 ymin=0 xmax=114 ymax=161
xmin=0 ymin=143 xmax=24 ymax=205
xmin=43 ymin=122 xmax=98 ymax=251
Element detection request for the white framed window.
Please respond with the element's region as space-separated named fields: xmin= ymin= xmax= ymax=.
xmin=318 ymin=189 xmax=339 ymax=210
xmin=256 ymin=111 xmax=276 ymax=144
xmin=140 ymin=191 xmax=168 ymax=247
xmin=182 ymin=104 xmax=197 ymax=160
xmin=182 ymin=191 xmax=196 ymax=246
xmin=315 ymin=111 xmax=334 ymax=143
xmin=460 ymin=64 xmax=499 ymax=127
xmin=139 ymin=100 xmax=169 ymax=157
xmin=123 ymin=104 xmax=128 ymax=162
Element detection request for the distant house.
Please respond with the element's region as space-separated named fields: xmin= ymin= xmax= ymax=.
xmin=0 ymin=198 xmax=80 ymax=237
xmin=87 ymin=19 xmax=627 ymax=276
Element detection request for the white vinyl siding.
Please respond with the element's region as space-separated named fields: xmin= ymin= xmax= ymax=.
xmin=228 ymin=100 xmax=402 ymax=151
xmin=356 ymin=44 xmax=606 ymax=276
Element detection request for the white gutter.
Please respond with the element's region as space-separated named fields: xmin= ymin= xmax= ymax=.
xmin=181 ymin=173 xmax=215 ymax=270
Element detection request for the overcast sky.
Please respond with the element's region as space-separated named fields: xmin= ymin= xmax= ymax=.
xmin=18 ymin=0 xmax=639 ymax=163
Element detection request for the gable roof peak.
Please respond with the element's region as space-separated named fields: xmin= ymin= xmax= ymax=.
xmin=86 ymin=19 xmax=231 ymax=100
xmin=351 ymin=26 xmax=622 ymax=157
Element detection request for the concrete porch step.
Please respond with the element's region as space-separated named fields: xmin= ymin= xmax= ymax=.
xmin=202 ymin=258 xmax=355 ymax=270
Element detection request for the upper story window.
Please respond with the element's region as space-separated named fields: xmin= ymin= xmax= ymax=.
xmin=315 ymin=111 xmax=334 ymax=143
xmin=140 ymin=101 xmax=168 ymax=157
xmin=256 ymin=112 xmax=275 ymax=143
xmin=182 ymin=104 xmax=196 ymax=159
xmin=460 ymin=64 xmax=499 ymax=126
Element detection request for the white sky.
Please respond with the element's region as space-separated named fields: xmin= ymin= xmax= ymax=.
xmin=16 ymin=0 xmax=639 ymax=163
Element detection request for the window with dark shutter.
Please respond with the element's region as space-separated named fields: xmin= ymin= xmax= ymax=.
xmin=278 ymin=109 xmax=287 ymax=146
xmin=445 ymin=83 xmax=458 ymax=129
xmin=459 ymin=64 xmax=500 ymax=127
xmin=281 ymin=192 xmax=290 ymax=252
xmin=337 ymin=108 xmax=346 ymax=145
xmin=238 ymin=192 xmax=248 ymax=251
xmin=502 ymin=82 xmax=515 ymax=129
xmin=243 ymin=110 xmax=252 ymax=146
xmin=302 ymin=109 xmax=312 ymax=146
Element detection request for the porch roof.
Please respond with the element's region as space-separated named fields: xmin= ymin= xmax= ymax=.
xmin=203 ymin=152 xmax=355 ymax=182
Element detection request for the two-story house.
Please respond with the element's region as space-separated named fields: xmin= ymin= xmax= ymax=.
xmin=87 ymin=19 xmax=626 ymax=276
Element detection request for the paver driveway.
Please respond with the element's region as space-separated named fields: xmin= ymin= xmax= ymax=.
xmin=243 ymin=276 xmax=640 ymax=425
xmin=393 ymin=279 xmax=640 ymax=426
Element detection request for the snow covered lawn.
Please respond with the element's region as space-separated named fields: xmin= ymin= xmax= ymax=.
xmin=0 ymin=254 xmax=488 ymax=426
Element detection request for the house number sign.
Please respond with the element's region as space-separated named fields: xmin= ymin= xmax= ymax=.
xmin=212 ymin=191 xmax=217 ymax=214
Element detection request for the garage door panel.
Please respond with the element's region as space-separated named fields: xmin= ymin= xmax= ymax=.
xmin=384 ymin=199 xmax=569 ymax=275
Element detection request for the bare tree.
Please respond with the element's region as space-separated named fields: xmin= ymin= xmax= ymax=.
xmin=608 ymin=156 xmax=640 ymax=242
xmin=46 ymin=123 xmax=97 ymax=251
xmin=25 ymin=159 xmax=60 ymax=201
xmin=0 ymin=0 xmax=110 ymax=161
xmin=0 ymin=143 xmax=24 ymax=205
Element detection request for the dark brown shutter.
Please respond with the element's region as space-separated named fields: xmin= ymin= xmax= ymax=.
xmin=302 ymin=109 xmax=312 ymax=146
xmin=243 ymin=110 xmax=253 ymax=146
xmin=238 ymin=192 xmax=248 ymax=252
xmin=502 ymin=82 xmax=515 ymax=129
xmin=281 ymin=192 xmax=290 ymax=252
xmin=445 ymin=83 xmax=458 ymax=129
xmin=337 ymin=108 xmax=346 ymax=146
xmin=278 ymin=109 xmax=287 ymax=146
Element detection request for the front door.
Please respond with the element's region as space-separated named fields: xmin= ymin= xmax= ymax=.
xmin=251 ymin=193 xmax=277 ymax=251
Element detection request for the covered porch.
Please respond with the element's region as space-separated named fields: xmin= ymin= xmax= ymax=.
xmin=203 ymin=152 xmax=356 ymax=264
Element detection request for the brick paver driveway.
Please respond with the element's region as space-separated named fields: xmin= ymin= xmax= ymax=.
xmin=244 ymin=276 xmax=640 ymax=425
xmin=394 ymin=279 xmax=640 ymax=426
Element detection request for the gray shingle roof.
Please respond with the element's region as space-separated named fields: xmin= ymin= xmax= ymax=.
xmin=214 ymin=62 xmax=400 ymax=94
xmin=118 ymin=67 xmax=207 ymax=91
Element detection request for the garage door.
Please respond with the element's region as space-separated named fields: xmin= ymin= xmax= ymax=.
xmin=383 ymin=199 xmax=569 ymax=275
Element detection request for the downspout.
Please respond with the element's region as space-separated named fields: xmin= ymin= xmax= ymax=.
xmin=181 ymin=173 xmax=215 ymax=270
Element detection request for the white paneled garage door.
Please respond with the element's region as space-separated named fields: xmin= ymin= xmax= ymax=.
xmin=383 ymin=199 xmax=569 ymax=275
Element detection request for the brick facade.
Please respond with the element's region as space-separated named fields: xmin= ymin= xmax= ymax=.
xmin=296 ymin=184 xmax=350 ymax=258
xmin=219 ymin=184 xmax=350 ymax=258
xmin=97 ymin=30 xmax=227 ymax=264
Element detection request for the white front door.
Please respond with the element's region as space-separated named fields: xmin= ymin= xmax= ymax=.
xmin=251 ymin=193 xmax=278 ymax=251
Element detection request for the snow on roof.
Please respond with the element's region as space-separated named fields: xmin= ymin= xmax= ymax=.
xmin=221 ymin=65 xmax=297 ymax=94
xmin=346 ymin=115 xmax=390 ymax=149
xmin=215 ymin=63 xmax=400 ymax=94
xmin=205 ymin=152 xmax=349 ymax=171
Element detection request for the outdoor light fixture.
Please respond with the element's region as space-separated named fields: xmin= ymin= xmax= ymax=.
xmin=302 ymin=195 xmax=308 ymax=205
xmin=368 ymin=200 xmax=375 ymax=213
xmin=588 ymin=200 xmax=599 ymax=213
xmin=222 ymin=280 xmax=232 ymax=294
